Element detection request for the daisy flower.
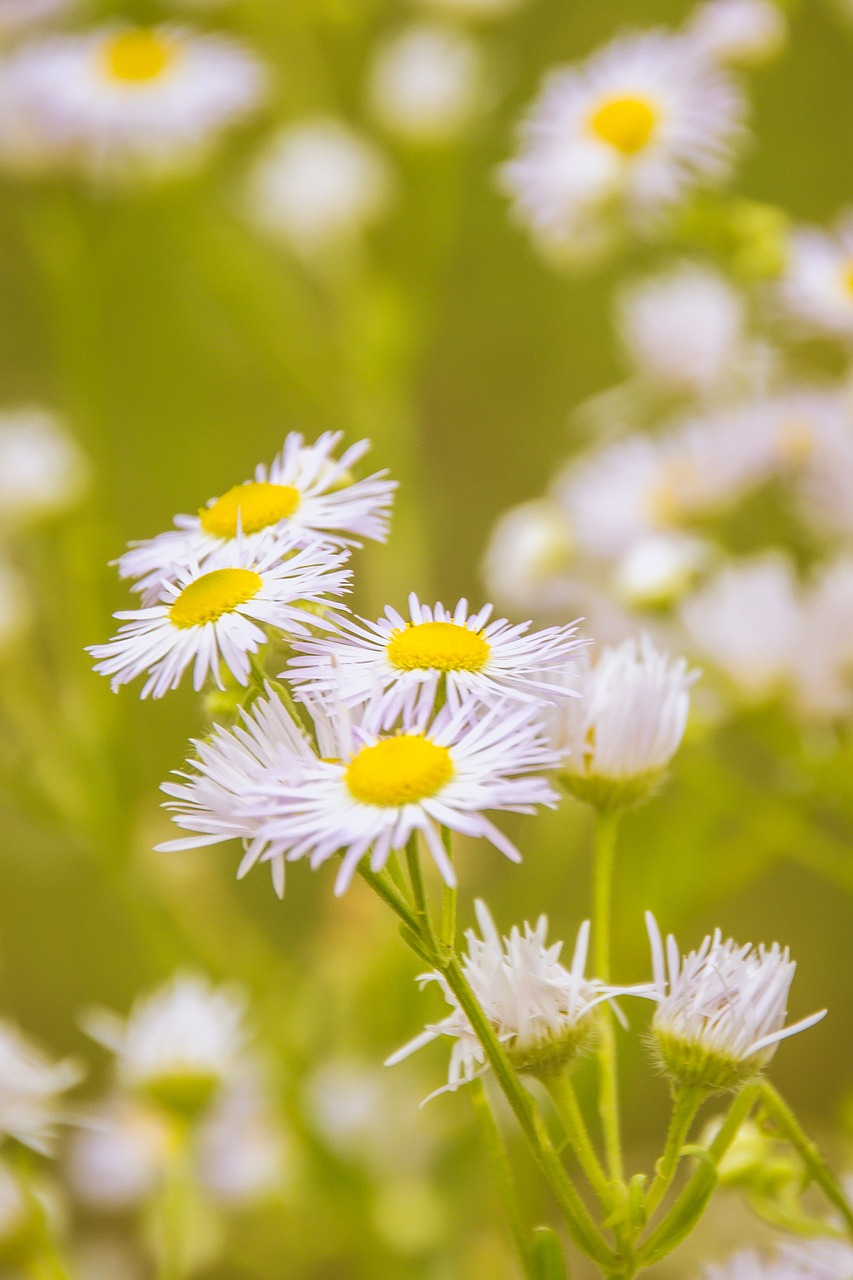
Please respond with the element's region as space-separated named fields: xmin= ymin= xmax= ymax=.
xmin=159 ymin=687 xmax=560 ymax=895
xmin=89 ymin=536 xmax=350 ymax=699
xmin=646 ymin=913 xmax=826 ymax=1091
xmin=0 ymin=1021 xmax=81 ymax=1154
xmin=286 ymin=593 xmax=585 ymax=721
xmin=778 ymin=214 xmax=853 ymax=341
xmin=388 ymin=900 xmax=642 ymax=1091
xmin=684 ymin=0 xmax=787 ymax=69
xmin=117 ymin=432 xmax=394 ymax=604
xmin=368 ymin=24 xmax=483 ymax=145
xmin=499 ymin=30 xmax=745 ymax=263
xmin=0 ymin=24 xmax=264 ymax=180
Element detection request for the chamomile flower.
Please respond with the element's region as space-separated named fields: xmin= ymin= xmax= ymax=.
xmin=368 ymin=24 xmax=483 ymax=145
xmin=646 ymin=913 xmax=826 ymax=1091
xmin=547 ymin=635 xmax=697 ymax=810
xmin=160 ymin=688 xmax=560 ymax=895
xmin=499 ymin=30 xmax=745 ymax=263
xmin=0 ymin=1021 xmax=81 ymax=1154
xmin=286 ymin=594 xmax=584 ymax=722
xmin=685 ymin=0 xmax=786 ymax=68
xmin=117 ymin=432 xmax=393 ymax=604
xmin=388 ymin=901 xmax=638 ymax=1089
xmin=778 ymin=215 xmax=853 ymax=341
xmin=0 ymin=25 xmax=266 ymax=180
xmin=84 ymin=974 xmax=248 ymax=1118
xmin=89 ymin=536 xmax=350 ymax=699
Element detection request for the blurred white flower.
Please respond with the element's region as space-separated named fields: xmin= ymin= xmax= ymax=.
xmin=784 ymin=389 xmax=853 ymax=537
xmin=247 ymin=118 xmax=394 ymax=259
xmin=685 ymin=0 xmax=786 ymax=68
xmin=704 ymin=1249 xmax=806 ymax=1279
xmin=481 ymin=498 xmax=576 ymax=616
xmin=617 ymin=263 xmax=746 ymax=398
xmin=777 ymin=1240 xmax=853 ymax=1280
xmin=197 ymin=1074 xmax=291 ymax=1203
xmin=369 ymin=24 xmax=482 ymax=144
xmin=647 ymin=913 xmax=826 ymax=1091
xmin=681 ymin=555 xmax=802 ymax=703
xmin=500 ymin=31 xmax=745 ymax=263
xmin=0 ymin=0 xmax=77 ymax=38
xmin=0 ymin=1021 xmax=80 ymax=1154
xmin=611 ymin=532 xmax=711 ymax=609
xmin=794 ymin=558 xmax=853 ymax=720
xmin=0 ymin=410 xmax=87 ymax=529
xmin=68 ymin=1098 xmax=170 ymax=1209
xmin=84 ymin=974 xmax=248 ymax=1118
xmin=0 ymin=25 xmax=265 ymax=180
xmin=556 ymin=436 xmax=667 ymax=560
xmin=546 ymin=635 xmax=696 ymax=809
xmin=778 ymin=214 xmax=853 ymax=341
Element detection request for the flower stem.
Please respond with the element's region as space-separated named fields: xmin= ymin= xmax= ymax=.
xmin=470 ymin=1078 xmax=537 ymax=1279
xmin=592 ymin=807 xmax=624 ymax=1186
xmin=759 ymin=1081 xmax=853 ymax=1241
xmin=357 ymin=864 xmax=420 ymax=936
xmin=405 ymin=834 xmax=439 ymax=958
xmin=545 ymin=1071 xmax=615 ymax=1211
xmin=644 ymin=1085 xmax=706 ymax=1219
xmin=440 ymin=828 xmax=457 ymax=948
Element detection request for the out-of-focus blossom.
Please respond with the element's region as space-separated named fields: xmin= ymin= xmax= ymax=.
xmin=247 ymin=119 xmax=394 ymax=259
xmin=197 ymin=1074 xmax=291 ymax=1203
xmin=68 ymin=1098 xmax=171 ymax=1209
xmin=481 ymin=498 xmax=576 ymax=616
xmin=681 ymin=555 xmax=802 ymax=703
xmin=794 ymin=558 xmax=853 ymax=720
xmin=499 ymin=31 xmax=745 ymax=264
xmin=0 ymin=1022 xmax=81 ymax=1154
xmin=0 ymin=410 xmax=87 ymax=529
xmin=556 ymin=436 xmax=668 ymax=560
xmin=685 ymin=0 xmax=786 ymax=67
xmin=0 ymin=25 xmax=265 ymax=180
xmin=0 ymin=0 xmax=77 ymax=39
xmin=704 ymin=1240 xmax=853 ymax=1278
xmin=617 ymin=263 xmax=746 ymax=398
xmin=611 ymin=532 xmax=711 ymax=609
xmin=778 ymin=214 xmax=853 ymax=341
xmin=369 ymin=24 xmax=483 ymax=144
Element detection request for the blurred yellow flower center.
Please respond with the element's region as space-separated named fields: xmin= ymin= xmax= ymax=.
xmin=345 ymin=735 xmax=453 ymax=806
xmin=386 ymin=621 xmax=490 ymax=673
xmin=169 ymin=568 xmax=262 ymax=628
xmin=842 ymin=261 xmax=853 ymax=294
xmin=200 ymin=483 xmax=301 ymax=538
xmin=590 ymin=96 xmax=658 ymax=155
xmin=103 ymin=30 xmax=174 ymax=83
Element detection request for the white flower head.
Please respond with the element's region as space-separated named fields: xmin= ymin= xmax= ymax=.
xmin=783 ymin=389 xmax=853 ymax=538
xmin=159 ymin=687 xmax=560 ymax=896
xmin=556 ymin=436 xmax=668 ymax=561
xmin=499 ymin=31 xmax=745 ymax=264
xmin=0 ymin=25 xmax=266 ymax=181
xmin=369 ymin=24 xmax=483 ymax=145
xmin=646 ymin=913 xmax=826 ymax=1091
xmin=612 ymin=532 xmax=711 ymax=609
xmin=247 ymin=118 xmax=394 ymax=258
xmin=617 ymin=262 xmax=746 ymax=398
xmin=778 ymin=214 xmax=853 ymax=341
xmin=0 ymin=410 xmax=88 ymax=529
xmin=286 ymin=593 xmax=584 ymax=723
xmin=0 ymin=1021 xmax=81 ymax=1155
xmin=84 ymin=974 xmax=248 ymax=1118
xmin=481 ymin=498 xmax=576 ymax=617
xmin=90 ymin=535 xmax=351 ymax=699
xmin=685 ymin=0 xmax=787 ymax=68
xmin=68 ymin=1097 xmax=171 ymax=1209
xmin=117 ymin=431 xmax=394 ymax=603
xmin=547 ymin=635 xmax=697 ymax=810
xmin=388 ymin=901 xmax=640 ymax=1090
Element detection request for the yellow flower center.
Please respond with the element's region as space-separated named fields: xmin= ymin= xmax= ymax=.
xmin=345 ymin=735 xmax=454 ymax=806
xmin=842 ymin=261 xmax=853 ymax=294
xmin=199 ymin=483 xmax=301 ymax=539
xmin=386 ymin=621 xmax=490 ymax=673
xmin=169 ymin=568 xmax=263 ymax=629
xmin=102 ymin=29 xmax=175 ymax=84
xmin=589 ymin=96 xmax=658 ymax=155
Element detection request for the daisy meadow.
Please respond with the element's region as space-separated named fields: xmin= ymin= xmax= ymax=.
xmin=118 ymin=432 xmax=394 ymax=604
xmin=646 ymin=913 xmax=826 ymax=1091
xmin=499 ymin=30 xmax=745 ymax=263
xmin=89 ymin=535 xmax=350 ymax=699
xmin=778 ymin=213 xmax=853 ymax=341
xmin=286 ymin=593 xmax=584 ymax=722
xmin=0 ymin=24 xmax=266 ymax=180
xmin=387 ymin=900 xmax=643 ymax=1091
xmin=159 ymin=687 xmax=560 ymax=895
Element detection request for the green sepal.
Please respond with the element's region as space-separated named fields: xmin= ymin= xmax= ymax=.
xmin=530 ymin=1226 xmax=568 ymax=1279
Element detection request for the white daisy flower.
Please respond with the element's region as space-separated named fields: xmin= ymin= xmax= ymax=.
xmin=117 ymin=432 xmax=393 ymax=604
xmin=546 ymin=635 xmax=697 ymax=810
xmin=387 ymin=900 xmax=639 ymax=1090
xmin=611 ymin=532 xmax=711 ymax=609
xmin=247 ymin=119 xmax=394 ymax=260
xmin=0 ymin=24 xmax=265 ymax=180
xmin=368 ymin=24 xmax=483 ymax=145
xmin=681 ymin=554 xmax=802 ymax=703
xmin=499 ymin=30 xmax=745 ymax=263
xmin=286 ymin=593 xmax=585 ymax=722
xmin=83 ymin=973 xmax=248 ymax=1118
xmin=89 ymin=536 xmax=350 ymax=699
xmin=685 ymin=0 xmax=786 ymax=68
xmin=646 ymin=912 xmax=826 ymax=1091
xmin=68 ymin=1097 xmax=171 ymax=1209
xmin=0 ymin=409 xmax=88 ymax=529
xmin=778 ymin=214 xmax=853 ymax=341
xmin=0 ymin=1021 xmax=81 ymax=1154
xmin=159 ymin=688 xmax=560 ymax=895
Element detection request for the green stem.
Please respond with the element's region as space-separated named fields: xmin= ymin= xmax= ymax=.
xmin=592 ymin=808 xmax=624 ymax=1186
xmin=545 ymin=1072 xmax=614 ymax=1211
xmin=644 ymin=1086 xmax=706 ymax=1219
xmin=441 ymin=828 xmax=457 ymax=948
xmin=470 ymin=1078 xmax=537 ymax=1279
xmin=405 ymin=834 xmax=438 ymax=958
xmin=356 ymin=864 xmax=420 ymax=936
xmin=759 ymin=1082 xmax=853 ymax=1242
xmin=156 ymin=1133 xmax=193 ymax=1280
